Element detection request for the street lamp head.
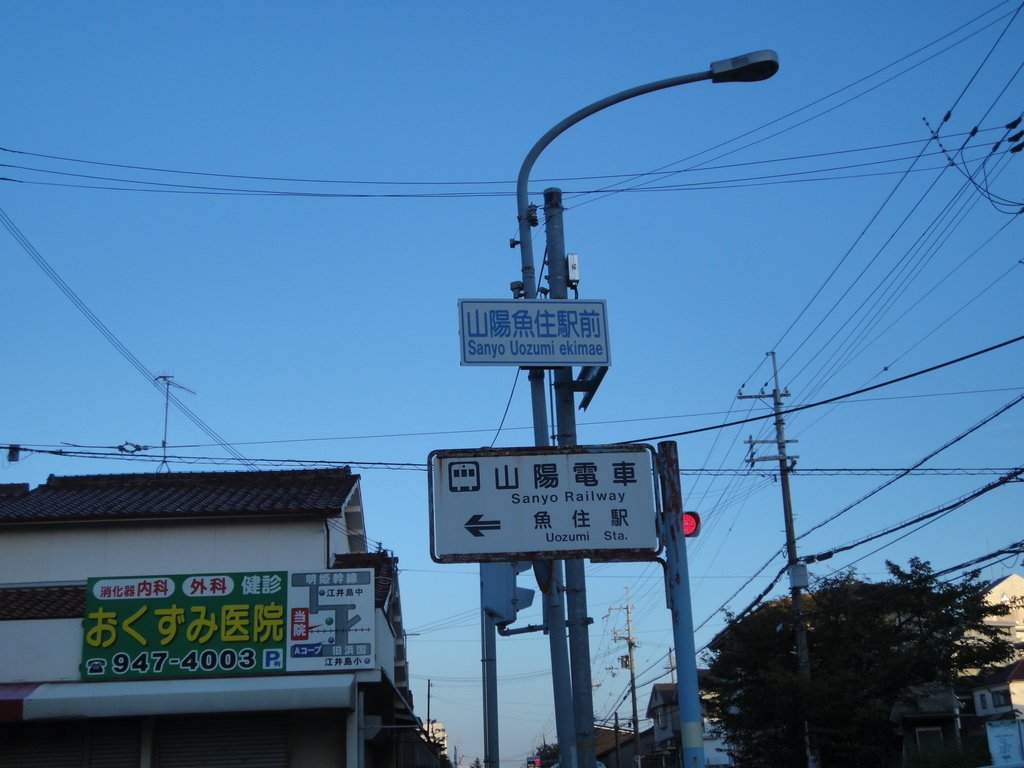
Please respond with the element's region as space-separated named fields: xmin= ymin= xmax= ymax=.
xmin=709 ymin=49 xmax=780 ymax=83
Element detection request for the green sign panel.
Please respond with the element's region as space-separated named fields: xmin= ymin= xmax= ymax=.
xmin=81 ymin=570 xmax=376 ymax=680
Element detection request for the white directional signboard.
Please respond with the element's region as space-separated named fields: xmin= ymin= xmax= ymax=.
xmin=429 ymin=445 xmax=658 ymax=563
xmin=458 ymin=299 xmax=611 ymax=367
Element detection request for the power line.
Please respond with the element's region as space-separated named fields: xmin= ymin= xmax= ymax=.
xmin=690 ymin=392 xmax=1024 ymax=638
xmin=932 ymin=539 xmax=1024 ymax=578
xmin=681 ymin=467 xmax=1016 ymax=477
xmin=0 ymin=130 xmax=997 ymax=194
xmin=801 ymin=465 xmax=1024 ymax=566
xmin=5 ymin=447 xmax=425 ymax=472
xmin=29 ymin=384 xmax=1014 ymax=451
xmin=5 ymin=372 xmax=1022 ymax=475
xmin=626 ymin=333 xmax=1024 ymax=443
xmin=565 ymin=1 xmax=1019 ymax=211
xmin=798 ymin=390 xmax=1024 ymax=540
xmin=0 ymin=206 xmax=254 ymax=468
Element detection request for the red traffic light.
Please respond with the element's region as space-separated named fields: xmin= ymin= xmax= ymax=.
xmin=681 ymin=511 xmax=701 ymax=537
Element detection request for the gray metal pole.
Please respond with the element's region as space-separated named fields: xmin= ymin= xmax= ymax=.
xmin=547 ymin=561 xmax=578 ymax=768
xmin=657 ymin=442 xmax=706 ymax=768
xmin=511 ymin=52 xmax=778 ymax=768
xmin=481 ymin=580 xmax=499 ymax=768
xmin=515 ymin=50 xmax=779 ymax=299
xmin=544 ymin=188 xmax=597 ymax=768
xmin=516 ymin=70 xmax=718 ymax=300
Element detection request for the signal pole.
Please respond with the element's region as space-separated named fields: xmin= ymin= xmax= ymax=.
xmin=738 ymin=351 xmax=819 ymax=768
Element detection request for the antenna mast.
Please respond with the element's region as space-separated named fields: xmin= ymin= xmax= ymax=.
xmin=156 ymin=375 xmax=196 ymax=472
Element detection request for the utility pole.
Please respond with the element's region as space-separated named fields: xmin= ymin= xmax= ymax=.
xmin=738 ymin=351 xmax=819 ymax=768
xmin=610 ymin=598 xmax=640 ymax=738
xmin=614 ymin=713 xmax=622 ymax=768
xmin=545 ymin=187 xmax=597 ymax=768
xmin=510 ymin=177 xmax=577 ymax=768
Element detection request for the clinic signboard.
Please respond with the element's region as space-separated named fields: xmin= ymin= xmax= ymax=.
xmin=81 ymin=569 xmax=375 ymax=680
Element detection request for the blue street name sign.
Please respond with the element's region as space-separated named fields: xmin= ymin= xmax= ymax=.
xmin=458 ymin=299 xmax=611 ymax=367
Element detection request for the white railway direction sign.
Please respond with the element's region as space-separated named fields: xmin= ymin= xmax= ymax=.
xmin=458 ymin=299 xmax=611 ymax=367
xmin=429 ymin=445 xmax=658 ymax=563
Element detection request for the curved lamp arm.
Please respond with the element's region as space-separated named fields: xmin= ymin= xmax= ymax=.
xmin=514 ymin=49 xmax=779 ymax=299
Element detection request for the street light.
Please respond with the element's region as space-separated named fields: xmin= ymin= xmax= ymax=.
xmin=514 ymin=49 xmax=779 ymax=298
xmin=505 ymin=49 xmax=780 ymax=768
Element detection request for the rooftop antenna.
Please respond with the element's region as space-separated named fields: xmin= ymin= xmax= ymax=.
xmin=156 ymin=375 xmax=196 ymax=472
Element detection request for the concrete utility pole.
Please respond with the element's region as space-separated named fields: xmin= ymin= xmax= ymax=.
xmin=738 ymin=351 xmax=819 ymax=768
xmin=610 ymin=599 xmax=640 ymax=738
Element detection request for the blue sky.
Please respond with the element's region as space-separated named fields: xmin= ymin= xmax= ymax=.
xmin=2 ymin=1 xmax=1023 ymax=764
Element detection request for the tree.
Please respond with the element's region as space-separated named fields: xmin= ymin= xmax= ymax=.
xmin=535 ymin=742 xmax=560 ymax=768
xmin=470 ymin=759 xmax=483 ymax=768
xmin=704 ymin=559 xmax=1014 ymax=768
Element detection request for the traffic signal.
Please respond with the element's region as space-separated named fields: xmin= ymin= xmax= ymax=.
xmin=481 ymin=562 xmax=535 ymax=626
xmin=681 ymin=511 xmax=701 ymax=537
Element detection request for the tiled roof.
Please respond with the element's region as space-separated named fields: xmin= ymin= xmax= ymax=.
xmin=333 ymin=552 xmax=398 ymax=609
xmin=0 ymin=585 xmax=85 ymax=620
xmin=976 ymin=658 xmax=1024 ymax=686
xmin=0 ymin=468 xmax=358 ymax=524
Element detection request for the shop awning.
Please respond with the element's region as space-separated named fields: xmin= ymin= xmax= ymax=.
xmin=0 ymin=674 xmax=356 ymax=720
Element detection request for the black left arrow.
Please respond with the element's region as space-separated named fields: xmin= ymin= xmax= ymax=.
xmin=465 ymin=514 xmax=501 ymax=537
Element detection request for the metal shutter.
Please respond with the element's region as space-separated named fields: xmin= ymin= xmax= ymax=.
xmin=156 ymin=713 xmax=287 ymax=768
xmin=0 ymin=721 xmax=85 ymax=768
xmin=89 ymin=719 xmax=142 ymax=768
xmin=0 ymin=718 xmax=141 ymax=768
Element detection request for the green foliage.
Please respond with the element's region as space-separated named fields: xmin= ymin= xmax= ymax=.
xmin=704 ymin=559 xmax=1014 ymax=768
xmin=535 ymin=742 xmax=561 ymax=768
xmin=902 ymin=730 xmax=992 ymax=768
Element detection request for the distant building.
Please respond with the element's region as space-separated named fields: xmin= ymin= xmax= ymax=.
xmin=0 ymin=469 xmax=436 ymax=768
xmin=427 ymin=720 xmax=448 ymax=754
xmin=644 ymin=678 xmax=733 ymax=766
xmin=593 ymin=722 xmax=655 ymax=768
xmin=971 ymin=659 xmax=1024 ymax=722
xmin=886 ymin=573 xmax=1024 ymax=759
xmin=984 ymin=574 xmax=1024 ymax=656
